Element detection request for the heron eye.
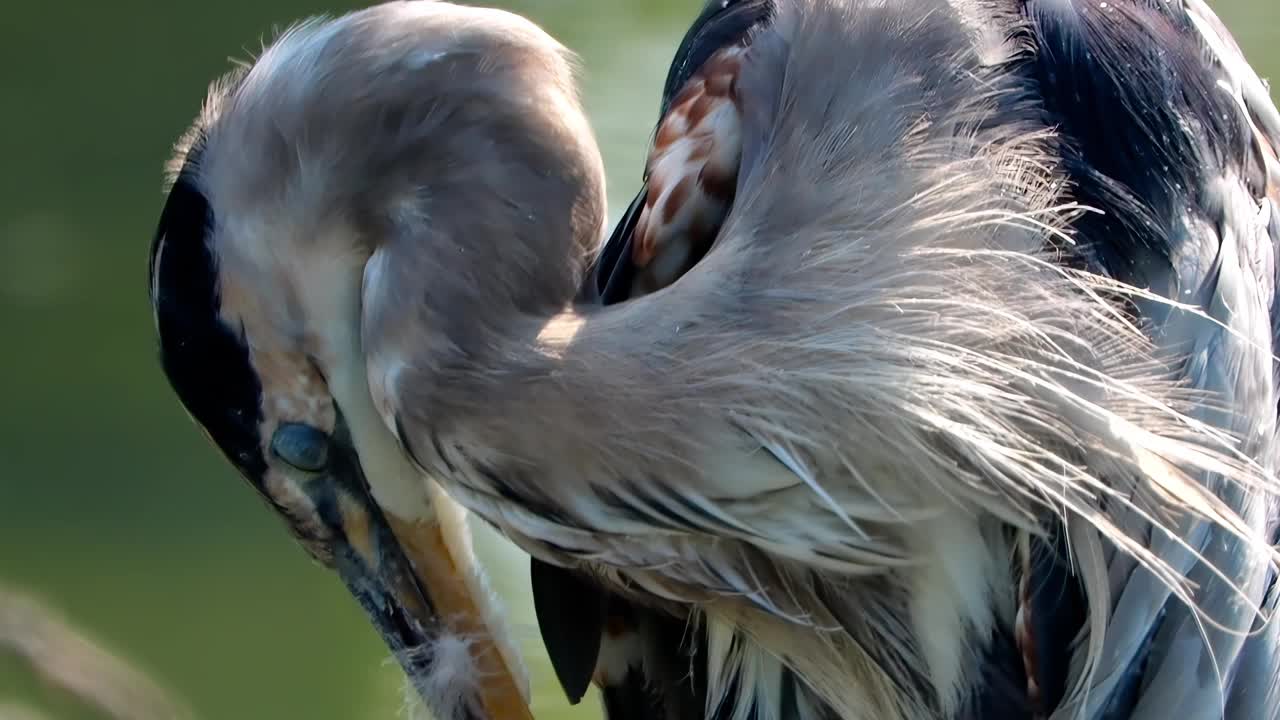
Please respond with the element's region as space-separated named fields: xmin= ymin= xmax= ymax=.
xmin=271 ymin=423 xmax=330 ymax=472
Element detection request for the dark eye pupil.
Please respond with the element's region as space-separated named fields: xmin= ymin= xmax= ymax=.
xmin=271 ymin=423 xmax=330 ymax=472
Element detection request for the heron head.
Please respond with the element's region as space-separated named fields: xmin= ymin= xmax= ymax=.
xmin=147 ymin=1 xmax=606 ymax=714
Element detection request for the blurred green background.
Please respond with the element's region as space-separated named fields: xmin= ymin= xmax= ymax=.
xmin=0 ymin=1 xmax=1275 ymax=719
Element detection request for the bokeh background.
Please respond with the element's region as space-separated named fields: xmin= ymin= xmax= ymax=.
xmin=0 ymin=1 xmax=1276 ymax=718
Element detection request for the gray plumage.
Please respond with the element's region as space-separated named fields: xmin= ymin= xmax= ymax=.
xmin=587 ymin=2 xmax=1280 ymax=719
xmin=149 ymin=4 xmax=606 ymax=720
xmin=148 ymin=1 xmax=1280 ymax=719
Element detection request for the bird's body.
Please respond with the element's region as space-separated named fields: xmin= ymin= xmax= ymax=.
xmin=454 ymin=2 xmax=1280 ymax=718
xmin=149 ymin=1 xmax=1280 ymax=720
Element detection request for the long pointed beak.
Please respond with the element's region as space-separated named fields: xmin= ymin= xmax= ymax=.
xmin=380 ymin=492 xmax=534 ymax=720
xmin=312 ymin=421 xmax=533 ymax=720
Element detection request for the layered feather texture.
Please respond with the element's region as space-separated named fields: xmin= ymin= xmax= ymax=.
xmin=354 ymin=1 xmax=1280 ymax=718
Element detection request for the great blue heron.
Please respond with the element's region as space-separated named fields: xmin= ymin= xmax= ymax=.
xmin=148 ymin=1 xmax=1280 ymax=720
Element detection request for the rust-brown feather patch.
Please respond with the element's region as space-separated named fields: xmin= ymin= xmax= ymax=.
xmin=631 ymin=44 xmax=747 ymax=295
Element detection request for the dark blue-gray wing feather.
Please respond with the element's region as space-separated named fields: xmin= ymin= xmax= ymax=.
xmin=1019 ymin=0 xmax=1280 ymax=717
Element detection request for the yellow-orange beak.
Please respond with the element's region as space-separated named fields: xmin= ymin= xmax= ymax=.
xmin=281 ymin=421 xmax=533 ymax=720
